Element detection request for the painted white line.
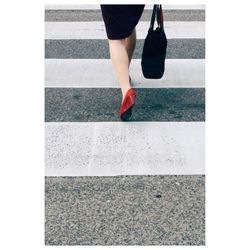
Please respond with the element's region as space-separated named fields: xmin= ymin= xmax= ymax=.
xmin=45 ymin=21 xmax=205 ymax=39
xmin=45 ymin=59 xmax=205 ymax=88
xmin=45 ymin=122 xmax=205 ymax=176
xmin=45 ymin=4 xmax=205 ymax=10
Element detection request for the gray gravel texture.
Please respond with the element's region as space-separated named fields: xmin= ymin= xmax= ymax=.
xmin=45 ymin=9 xmax=205 ymax=22
xmin=45 ymin=88 xmax=205 ymax=122
xmin=45 ymin=39 xmax=205 ymax=59
xmin=45 ymin=175 xmax=205 ymax=245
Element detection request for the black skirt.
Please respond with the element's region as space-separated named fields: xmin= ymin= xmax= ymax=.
xmin=100 ymin=4 xmax=145 ymax=40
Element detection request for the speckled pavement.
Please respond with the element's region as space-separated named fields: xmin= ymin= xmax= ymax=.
xmin=45 ymin=9 xmax=205 ymax=22
xmin=45 ymin=175 xmax=205 ymax=245
xmin=45 ymin=88 xmax=205 ymax=122
xmin=45 ymin=39 xmax=205 ymax=59
xmin=45 ymin=122 xmax=205 ymax=176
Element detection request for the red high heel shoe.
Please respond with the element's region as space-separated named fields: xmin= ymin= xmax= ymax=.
xmin=120 ymin=88 xmax=137 ymax=121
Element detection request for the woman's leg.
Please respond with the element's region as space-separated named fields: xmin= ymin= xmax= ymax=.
xmin=125 ymin=28 xmax=136 ymax=66
xmin=108 ymin=28 xmax=137 ymax=101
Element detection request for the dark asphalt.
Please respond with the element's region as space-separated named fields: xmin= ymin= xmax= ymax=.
xmin=45 ymin=39 xmax=205 ymax=59
xmin=45 ymin=88 xmax=205 ymax=122
xmin=45 ymin=175 xmax=205 ymax=245
xmin=45 ymin=9 xmax=205 ymax=22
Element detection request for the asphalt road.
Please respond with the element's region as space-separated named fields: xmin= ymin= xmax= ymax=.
xmin=45 ymin=88 xmax=205 ymax=122
xmin=45 ymin=175 xmax=205 ymax=245
xmin=45 ymin=39 xmax=205 ymax=59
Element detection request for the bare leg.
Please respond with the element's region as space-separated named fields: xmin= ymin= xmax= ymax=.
xmin=125 ymin=28 xmax=137 ymax=66
xmin=108 ymin=28 xmax=137 ymax=101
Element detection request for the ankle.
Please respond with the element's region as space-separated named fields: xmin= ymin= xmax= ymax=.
xmin=122 ymin=87 xmax=131 ymax=100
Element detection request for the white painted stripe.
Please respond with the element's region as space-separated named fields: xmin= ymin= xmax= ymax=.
xmin=45 ymin=122 xmax=205 ymax=176
xmin=45 ymin=21 xmax=205 ymax=39
xmin=45 ymin=4 xmax=205 ymax=10
xmin=45 ymin=59 xmax=205 ymax=88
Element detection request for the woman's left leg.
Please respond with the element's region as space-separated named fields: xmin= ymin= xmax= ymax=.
xmin=107 ymin=28 xmax=137 ymax=101
xmin=124 ymin=28 xmax=137 ymax=66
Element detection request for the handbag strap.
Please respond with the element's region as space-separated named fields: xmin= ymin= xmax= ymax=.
xmin=150 ymin=4 xmax=163 ymax=30
xmin=158 ymin=5 xmax=163 ymax=27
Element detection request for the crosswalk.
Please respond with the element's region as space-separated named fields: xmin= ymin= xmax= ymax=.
xmin=45 ymin=59 xmax=205 ymax=88
xmin=45 ymin=4 xmax=205 ymax=245
xmin=45 ymin=21 xmax=205 ymax=39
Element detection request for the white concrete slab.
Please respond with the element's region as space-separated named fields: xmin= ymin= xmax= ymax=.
xmin=45 ymin=21 xmax=205 ymax=39
xmin=45 ymin=59 xmax=205 ymax=88
xmin=45 ymin=122 xmax=205 ymax=176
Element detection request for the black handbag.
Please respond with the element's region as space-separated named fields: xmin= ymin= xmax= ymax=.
xmin=141 ymin=4 xmax=167 ymax=79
